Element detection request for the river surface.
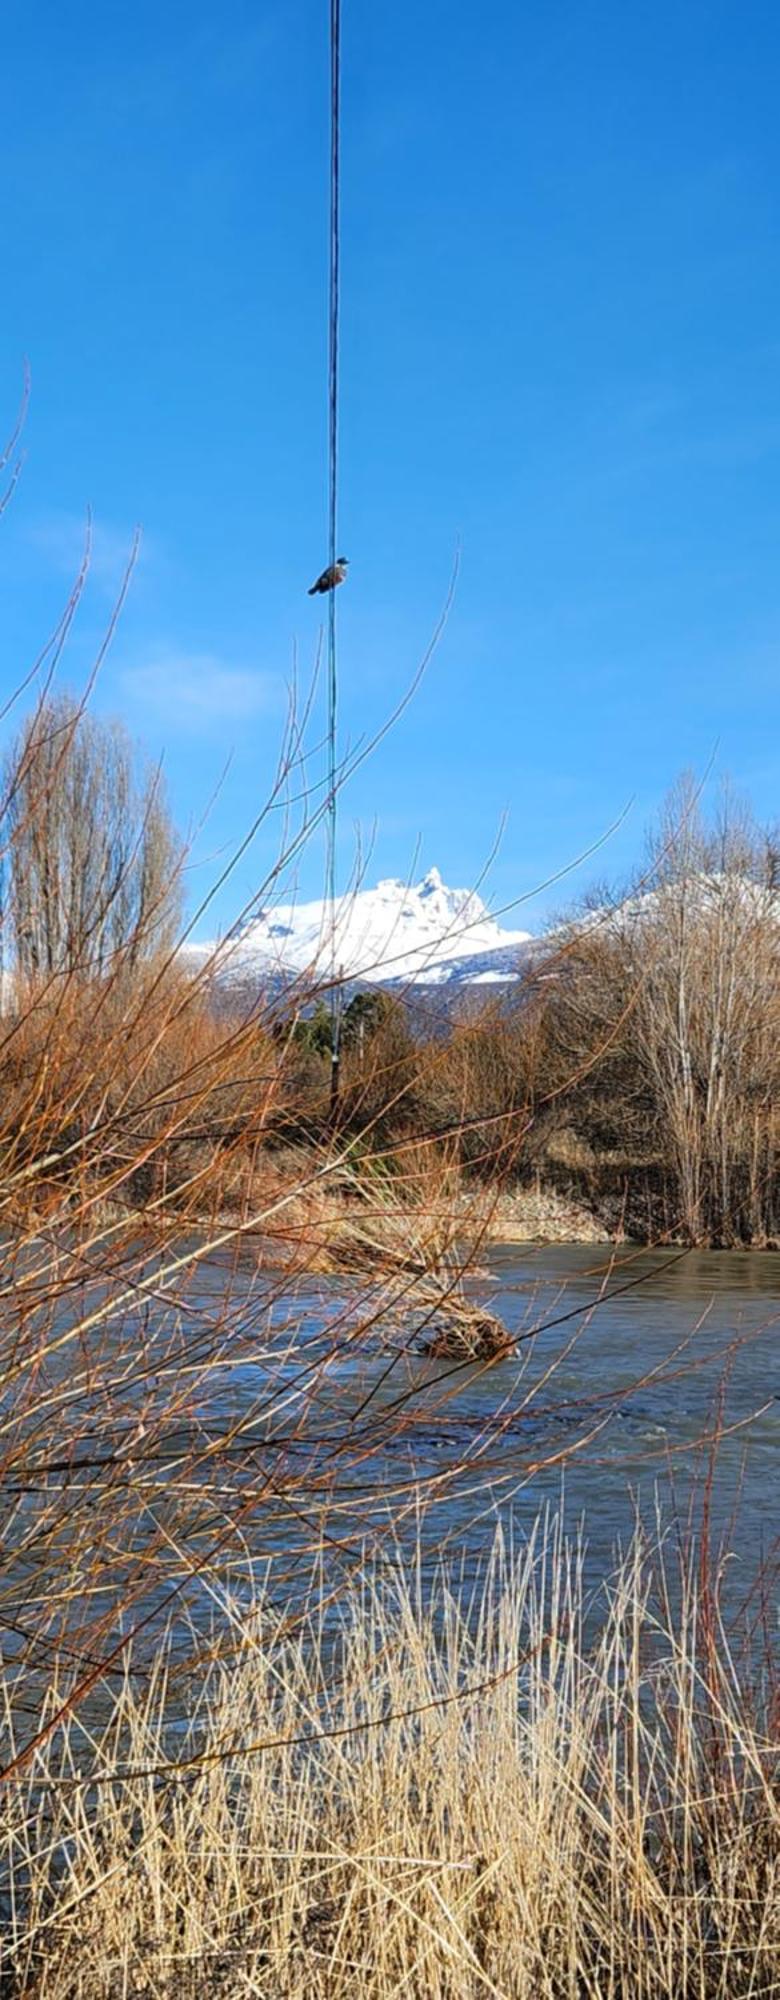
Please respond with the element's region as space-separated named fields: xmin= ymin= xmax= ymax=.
xmin=179 ymin=1239 xmax=780 ymax=1620
xmin=4 ymin=1241 xmax=779 ymax=1665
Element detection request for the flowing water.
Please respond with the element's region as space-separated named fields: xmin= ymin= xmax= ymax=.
xmin=4 ymin=1240 xmax=779 ymax=1668
xmin=175 ymin=1239 xmax=780 ymax=1624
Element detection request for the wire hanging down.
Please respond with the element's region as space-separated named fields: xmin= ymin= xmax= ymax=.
xmin=326 ymin=0 xmax=342 ymax=1113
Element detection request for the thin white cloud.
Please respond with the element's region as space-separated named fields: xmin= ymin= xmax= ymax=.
xmin=122 ymin=649 xmax=280 ymax=726
xmin=29 ymin=511 xmax=146 ymax=593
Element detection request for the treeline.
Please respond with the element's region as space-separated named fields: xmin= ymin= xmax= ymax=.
xmin=1 ymin=697 xmax=777 ymax=1247
xmin=271 ymin=776 xmax=780 ymax=1248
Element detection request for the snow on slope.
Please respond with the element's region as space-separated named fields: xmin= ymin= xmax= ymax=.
xmin=187 ymin=867 xmax=533 ymax=989
xmin=557 ymin=873 xmax=780 ymax=943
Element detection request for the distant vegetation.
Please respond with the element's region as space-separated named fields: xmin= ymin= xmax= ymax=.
xmin=0 ymin=695 xmax=777 ymax=1250
xmin=255 ymin=776 xmax=780 ymax=1248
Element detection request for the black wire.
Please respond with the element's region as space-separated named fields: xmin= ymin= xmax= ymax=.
xmin=327 ymin=0 xmax=342 ymax=1100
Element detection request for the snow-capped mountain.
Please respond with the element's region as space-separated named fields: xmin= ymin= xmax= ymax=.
xmin=186 ymin=867 xmax=533 ymax=992
xmin=557 ymin=872 xmax=780 ymax=943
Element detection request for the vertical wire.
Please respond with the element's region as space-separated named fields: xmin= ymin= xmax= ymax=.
xmin=327 ymin=0 xmax=341 ymax=1109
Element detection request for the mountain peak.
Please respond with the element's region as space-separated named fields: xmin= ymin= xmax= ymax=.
xmin=190 ymin=868 xmax=534 ymax=989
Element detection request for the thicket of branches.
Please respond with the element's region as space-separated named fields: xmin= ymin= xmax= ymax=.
xmin=0 ymin=693 xmax=777 ymax=1259
xmin=521 ymin=778 xmax=780 ymax=1245
xmin=3 ymin=751 xmax=777 ymax=1259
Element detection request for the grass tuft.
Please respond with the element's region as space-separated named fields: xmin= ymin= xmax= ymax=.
xmin=2 ymin=1518 xmax=776 ymax=1998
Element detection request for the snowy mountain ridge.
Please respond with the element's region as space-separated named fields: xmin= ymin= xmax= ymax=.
xmin=186 ymin=866 xmax=534 ymax=990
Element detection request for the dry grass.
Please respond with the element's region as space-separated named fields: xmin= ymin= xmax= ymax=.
xmin=217 ymin=1141 xmax=460 ymax=1274
xmin=1 ymin=1517 xmax=776 ymax=1999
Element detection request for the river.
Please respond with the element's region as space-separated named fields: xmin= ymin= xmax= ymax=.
xmin=3 ymin=1239 xmax=778 ymax=1672
xmin=176 ymin=1239 xmax=780 ymax=1624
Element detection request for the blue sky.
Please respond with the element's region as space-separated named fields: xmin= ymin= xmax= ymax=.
xmin=1 ymin=0 xmax=778 ymax=936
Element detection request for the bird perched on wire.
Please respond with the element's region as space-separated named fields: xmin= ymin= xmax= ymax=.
xmin=308 ymin=555 xmax=349 ymax=595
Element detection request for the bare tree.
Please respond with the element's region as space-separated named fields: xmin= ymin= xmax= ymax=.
xmin=626 ymin=779 xmax=779 ymax=1239
xmin=532 ymin=776 xmax=780 ymax=1244
xmin=2 ymin=692 xmax=183 ymax=980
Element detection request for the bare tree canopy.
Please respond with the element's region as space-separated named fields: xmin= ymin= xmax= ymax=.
xmin=2 ymin=693 xmax=183 ymax=979
xmin=534 ymin=776 xmax=780 ymax=1244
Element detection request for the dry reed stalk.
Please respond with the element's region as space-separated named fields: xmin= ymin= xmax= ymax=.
xmin=0 ymin=1517 xmax=776 ymax=1998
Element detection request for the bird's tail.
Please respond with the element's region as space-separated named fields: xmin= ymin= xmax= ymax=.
xmin=307 ymin=584 xmax=319 ymax=596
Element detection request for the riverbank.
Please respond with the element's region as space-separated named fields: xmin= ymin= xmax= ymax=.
xmin=479 ymin=1179 xmax=612 ymax=1243
xmin=46 ymin=1152 xmax=780 ymax=1286
xmin=173 ymin=1154 xmax=616 ymax=1270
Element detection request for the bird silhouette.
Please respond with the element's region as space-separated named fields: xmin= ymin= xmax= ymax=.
xmin=308 ymin=556 xmax=349 ymax=595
